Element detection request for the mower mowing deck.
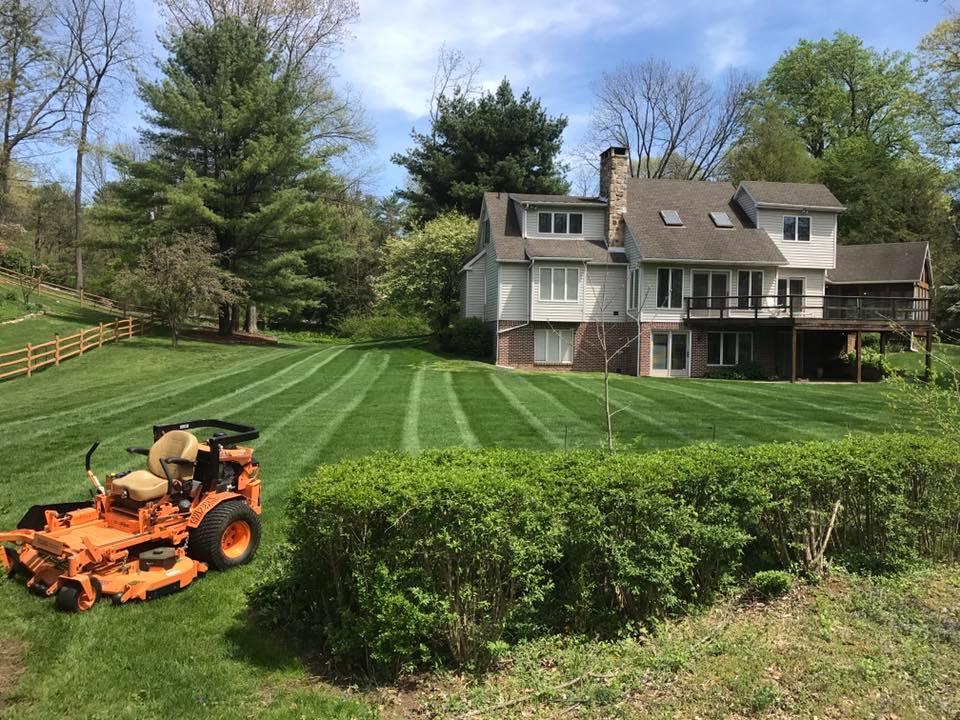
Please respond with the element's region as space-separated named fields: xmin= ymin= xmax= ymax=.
xmin=0 ymin=419 xmax=261 ymax=611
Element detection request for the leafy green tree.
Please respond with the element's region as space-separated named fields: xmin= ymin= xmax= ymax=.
xmin=727 ymin=101 xmax=818 ymax=184
xmin=117 ymin=232 xmax=241 ymax=347
xmin=765 ymin=31 xmax=917 ymax=158
xmin=918 ymin=13 xmax=960 ymax=162
xmin=392 ymin=79 xmax=569 ymax=223
xmin=377 ymin=211 xmax=474 ymax=330
xmin=105 ymin=17 xmax=360 ymax=334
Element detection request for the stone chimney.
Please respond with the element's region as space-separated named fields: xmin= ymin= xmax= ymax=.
xmin=599 ymin=146 xmax=628 ymax=246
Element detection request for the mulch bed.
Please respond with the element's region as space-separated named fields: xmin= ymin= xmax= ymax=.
xmin=182 ymin=328 xmax=280 ymax=346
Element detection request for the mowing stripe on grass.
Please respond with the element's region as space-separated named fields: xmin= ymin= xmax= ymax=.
xmin=622 ymin=380 xmax=761 ymax=441
xmin=5 ymin=346 xmax=330 ymax=449
xmin=402 ymin=368 xmax=425 ymax=453
xmin=0 ymin=343 xmax=301 ymax=431
xmin=554 ymin=374 xmax=690 ymax=442
xmin=489 ymin=372 xmax=560 ymax=446
xmin=443 ymin=372 xmax=479 ymax=448
xmin=256 ymin=351 xmax=374 ymax=444
xmin=711 ymin=381 xmax=879 ymax=424
xmin=512 ymin=374 xmax=598 ymax=446
xmin=275 ymin=354 xmax=393 ymax=479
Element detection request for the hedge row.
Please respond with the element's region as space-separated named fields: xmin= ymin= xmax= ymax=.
xmin=249 ymin=434 xmax=960 ymax=673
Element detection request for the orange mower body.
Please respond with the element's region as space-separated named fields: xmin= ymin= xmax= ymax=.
xmin=0 ymin=419 xmax=261 ymax=611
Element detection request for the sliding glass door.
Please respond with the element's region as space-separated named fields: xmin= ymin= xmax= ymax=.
xmin=651 ymin=332 xmax=689 ymax=377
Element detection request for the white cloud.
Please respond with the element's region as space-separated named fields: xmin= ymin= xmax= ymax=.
xmin=703 ymin=20 xmax=750 ymax=72
xmin=338 ymin=0 xmax=670 ymax=118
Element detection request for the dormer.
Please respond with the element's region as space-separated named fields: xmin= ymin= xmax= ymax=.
xmin=510 ymin=194 xmax=608 ymax=243
xmin=735 ymin=181 xmax=845 ymax=270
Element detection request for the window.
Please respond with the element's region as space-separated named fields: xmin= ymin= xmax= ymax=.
xmin=480 ymin=218 xmax=491 ymax=246
xmin=652 ymin=332 xmax=688 ymax=374
xmin=707 ymin=332 xmax=754 ymax=366
xmin=777 ymin=277 xmax=805 ymax=311
xmin=737 ymin=270 xmax=764 ymax=309
xmin=709 ymin=211 xmax=733 ymax=228
xmin=783 ymin=215 xmax=811 ymax=242
xmin=536 ymin=211 xmax=583 ymax=235
xmin=539 ymin=267 xmax=579 ymax=301
xmin=656 ymin=268 xmax=683 ymax=309
xmin=534 ymin=328 xmax=574 ymax=364
xmin=660 ymin=209 xmax=682 ymax=226
xmin=629 ymin=267 xmax=640 ymax=310
xmin=692 ymin=271 xmax=728 ymax=310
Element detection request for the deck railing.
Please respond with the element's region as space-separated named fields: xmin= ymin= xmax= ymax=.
xmin=683 ymin=295 xmax=930 ymax=323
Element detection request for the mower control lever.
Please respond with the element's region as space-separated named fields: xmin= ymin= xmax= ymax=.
xmin=158 ymin=457 xmax=195 ymax=495
xmin=84 ymin=441 xmax=106 ymax=495
xmin=85 ymin=442 xmax=100 ymax=471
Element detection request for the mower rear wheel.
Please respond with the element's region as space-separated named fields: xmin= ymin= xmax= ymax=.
xmin=55 ymin=579 xmax=100 ymax=612
xmin=188 ymin=501 xmax=261 ymax=571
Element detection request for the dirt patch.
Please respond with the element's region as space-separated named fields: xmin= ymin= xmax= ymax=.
xmin=0 ymin=637 xmax=26 ymax=708
xmin=181 ymin=328 xmax=279 ymax=345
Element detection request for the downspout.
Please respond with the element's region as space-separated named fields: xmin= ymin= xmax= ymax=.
xmin=625 ymin=264 xmax=641 ymax=376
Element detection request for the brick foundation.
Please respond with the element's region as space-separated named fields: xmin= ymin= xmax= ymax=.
xmin=496 ymin=320 xmax=639 ymax=374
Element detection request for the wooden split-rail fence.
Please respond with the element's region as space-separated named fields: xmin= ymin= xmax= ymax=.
xmin=0 ymin=317 xmax=145 ymax=382
xmin=0 ymin=266 xmax=150 ymax=317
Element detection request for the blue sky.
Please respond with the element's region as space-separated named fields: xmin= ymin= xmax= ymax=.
xmin=36 ymin=0 xmax=955 ymax=197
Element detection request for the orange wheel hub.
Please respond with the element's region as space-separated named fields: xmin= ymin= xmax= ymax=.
xmin=221 ymin=520 xmax=251 ymax=558
xmin=77 ymin=589 xmax=96 ymax=611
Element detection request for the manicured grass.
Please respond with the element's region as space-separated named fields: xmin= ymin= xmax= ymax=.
xmin=0 ymin=281 xmax=119 ymax=350
xmin=0 ymin=337 xmax=932 ymax=719
xmin=888 ymin=342 xmax=960 ymax=377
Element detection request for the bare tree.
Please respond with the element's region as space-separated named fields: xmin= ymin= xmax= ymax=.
xmin=585 ymin=59 xmax=752 ymax=181
xmin=0 ymin=0 xmax=79 ymax=202
xmin=428 ymin=43 xmax=481 ymax=136
xmin=58 ymin=0 xmax=136 ymax=290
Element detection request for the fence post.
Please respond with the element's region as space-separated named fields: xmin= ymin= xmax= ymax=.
xmin=79 ymin=330 xmax=84 ymax=356
xmin=98 ymin=322 xmax=104 ymax=348
xmin=54 ymin=334 xmax=60 ymax=366
xmin=26 ymin=343 xmax=32 ymax=377
xmin=79 ymin=287 xmax=84 ymax=306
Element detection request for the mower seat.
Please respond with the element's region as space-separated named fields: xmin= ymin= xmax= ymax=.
xmin=111 ymin=430 xmax=199 ymax=502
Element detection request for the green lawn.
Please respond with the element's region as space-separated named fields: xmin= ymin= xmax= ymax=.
xmin=888 ymin=341 xmax=960 ymax=377
xmin=0 ymin=281 xmax=119 ymax=351
xmin=0 ymin=336 xmax=929 ymax=719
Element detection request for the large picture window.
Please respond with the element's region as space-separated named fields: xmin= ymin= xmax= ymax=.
xmin=777 ymin=277 xmax=805 ymax=311
xmin=656 ymin=268 xmax=683 ymax=309
xmin=782 ymin=215 xmax=811 ymax=242
xmin=534 ymin=328 xmax=574 ymax=364
xmin=536 ymin=211 xmax=584 ymax=235
xmin=707 ymin=332 xmax=754 ymax=366
xmin=539 ymin=267 xmax=579 ymax=301
xmin=692 ymin=271 xmax=729 ymax=310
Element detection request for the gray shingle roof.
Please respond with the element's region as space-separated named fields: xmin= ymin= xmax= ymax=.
xmin=740 ymin=181 xmax=844 ymax=210
xmin=509 ymin=193 xmax=606 ymax=205
xmin=624 ymin=179 xmax=787 ymax=265
xmin=828 ymin=242 xmax=929 ymax=284
xmin=482 ymin=192 xmax=624 ymax=263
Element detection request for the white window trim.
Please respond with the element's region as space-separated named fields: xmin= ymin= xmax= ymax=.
xmin=707 ymin=331 xmax=755 ymax=367
xmin=534 ymin=327 xmax=574 ymax=365
xmin=649 ymin=330 xmax=691 ymax=377
xmin=538 ymin=266 xmax=580 ymax=303
xmin=536 ymin=211 xmax=585 ymax=236
xmin=691 ymin=269 xmax=731 ymax=308
xmin=777 ymin=275 xmax=806 ymax=307
xmin=655 ymin=266 xmax=684 ymax=310
xmin=782 ymin=214 xmax=811 ymax=242
xmin=736 ymin=269 xmax=764 ymax=308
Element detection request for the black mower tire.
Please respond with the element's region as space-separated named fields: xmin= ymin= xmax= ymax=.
xmin=55 ymin=578 xmax=101 ymax=612
xmin=188 ymin=501 xmax=261 ymax=571
xmin=3 ymin=547 xmax=20 ymax=578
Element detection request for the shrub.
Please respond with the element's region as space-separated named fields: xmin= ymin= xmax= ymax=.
xmin=703 ymin=361 xmax=770 ymax=380
xmin=335 ymin=312 xmax=430 ymax=340
xmin=841 ymin=346 xmax=895 ymax=378
xmin=747 ymin=570 xmax=793 ymax=600
xmin=437 ymin=317 xmax=491 ymax=358
xmin=250 ymin=434 xmax=960 ymax=674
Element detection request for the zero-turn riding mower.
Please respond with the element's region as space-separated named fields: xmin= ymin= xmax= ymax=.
xmin=0 ymin=419 xmax=261 ymax=611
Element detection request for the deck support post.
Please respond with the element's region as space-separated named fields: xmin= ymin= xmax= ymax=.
xmin=855 ymin=330 xmax=862 ymax=384
xmin=879 ymin=331 xmax=886 ymax=356
xmin=925 ymin=330 xmax=933 ymax=381
xmin=790 ymin=326 xmax=798 ymax=383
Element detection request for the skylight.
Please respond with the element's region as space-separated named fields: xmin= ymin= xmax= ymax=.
xmin=710 ymin=211 xmax=733 ymax=228
xmin=660 ymin=210 xmax=682 ymax=226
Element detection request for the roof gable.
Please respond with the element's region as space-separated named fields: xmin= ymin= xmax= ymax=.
xmin=739 ymin=181 xmax=844 ymax=211
xmin=827 ymin=242 xmax=930 ymax=284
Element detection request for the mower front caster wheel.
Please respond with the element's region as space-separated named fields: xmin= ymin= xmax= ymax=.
xmin=55 ymin=579 xmax=101 ymax=612
xmin=189 ymin=501 xmax=261 ymax=570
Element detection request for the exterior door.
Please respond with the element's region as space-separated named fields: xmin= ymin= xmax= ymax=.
xmin=651 ymin=332 xmax=689 ymax=377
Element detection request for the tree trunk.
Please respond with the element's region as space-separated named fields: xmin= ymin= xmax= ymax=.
xmin=218 ymin=303 xmax=233 ymax=336
xmin=231 ymin=303 xmax=241 ymax=332
xmin=244 ymin=302 xmax=258 ymax=333
xmin=73 ymin=104 xmax=92 ymax=291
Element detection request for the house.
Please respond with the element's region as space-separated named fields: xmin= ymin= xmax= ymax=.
xmin=460 ymin=146 xmax=933 ymax=381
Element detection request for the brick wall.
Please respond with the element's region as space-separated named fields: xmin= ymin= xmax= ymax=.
xmin=496 ymin=320 xmax=639 ymax=374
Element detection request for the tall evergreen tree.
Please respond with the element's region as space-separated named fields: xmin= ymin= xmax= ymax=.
xmin=392 ymin=79 xmax=569 ymax=223
xmin=106 ymin=17 xmax=356 ymax=333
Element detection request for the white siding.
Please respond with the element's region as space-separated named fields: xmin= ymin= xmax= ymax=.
xmin=735 ymin=187 xmax=757 ymax=225
xmin=584 ymin=265 xmax=628 ymax=321
xmin=498 ymin=263 xmax=530 ymax=321
xmin=624 ymin=223 xmax=641 ymax=264
xmin=638 ymin=264 xmax=782 ymax=322
xmin=758 ymin=209 xmax=837 ymax=269
xmin=524 ymin=205 xmax=606 ymax=241
xmin=776 ymin=268 xmax=827 ymax=318
xmin=461 ymin=268 xmax=485 ymax=318
xmin=483 ymin=250 xmax=499 ymax=321
xmin=530 ymin=261 xmax=586 ymax=322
